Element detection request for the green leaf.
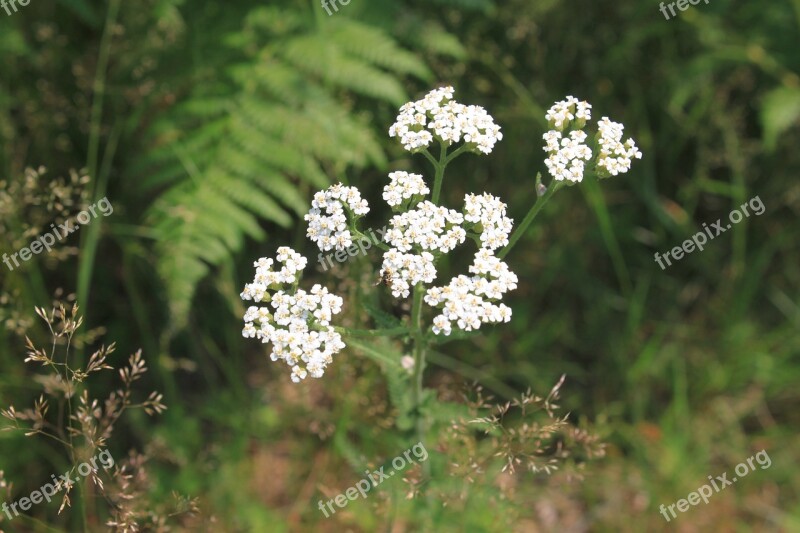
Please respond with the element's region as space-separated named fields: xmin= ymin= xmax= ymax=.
xmin=363 ymin=300 xmax=403 ymax=330
xmin=761 ymin=87 xmax=800 ymax=151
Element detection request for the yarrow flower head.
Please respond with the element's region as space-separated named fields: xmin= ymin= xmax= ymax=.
xmin=545 ymin=95 xmax=592 ymax=131
xmin=543 ymin=130 xmax=593 ymax=183
xmin=305 ymin=183 xmax=370 ymax=252
xmin=379 ymin=199 xmax=464 ymax=299
xmin=389 ymin=86 xmax=503 ymax=155
xmin=379 ymin=248 xmax=437 ymax=299
xmin=241 ymin=247 xmax=345 ymax=383
xmin=383 ymin=171 xmax=430 ymax=208
xmin=384 ymin=200 xmax=466 ymax=254
xmin=463 ymin=193 xmax=513 ymax=250
xmin=377 ymin=190 xmax=518 ymax=332
xmin=425 ymin=249 xmax=517 ymax=335
xmin=542 ymin=97 xmax=642 ymax=183
xmin=595 ymin=117 xmax=643 ymax=177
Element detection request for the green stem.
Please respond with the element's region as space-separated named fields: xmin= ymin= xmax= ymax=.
xmin=444 ymin=144 xmax=470 ymax=165
xmin=75 ymin=2 xmax=120 ymax=526
xmin=77 ymin=0 xmax=121 ymax=343
xmin=346 ymin=339 xmax=403 ymax=369
xmin=421 ymin=148 xmax=437 ymax=168
xmin=430 ymin=144 xmax=448 ymax=204
xmin=499 ymin=177 xmax=564 ymax=259
xmin=410 ymin=283 xmax=429 ymax=477
xmin=86 ymin=0 xmax=119 ymax=181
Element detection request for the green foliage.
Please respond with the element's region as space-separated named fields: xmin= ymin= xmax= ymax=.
xmin=0 ymin=0 xmax=798 ymax=530
xmin=136 ymin=7 xmax=432 ymax=329
xmin=362 ymin=299 xmax=403 ymax=329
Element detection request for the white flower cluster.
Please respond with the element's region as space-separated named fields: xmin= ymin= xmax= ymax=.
xmin=384 ymin=201 xmax=466 ymax=254
xmin=542 ymin=97 xmax=642 ymax=183
xmin=424 ymin=249 xmax=517 ymax=335
xmin=463 ymin=193 xmax=513 ymax=250
xmin=240 ymin=247 xmax=346 ymax=383
xmin=379 ymin=249 xmax=437 ymax=299
xmin=380 ymin=201 xmax=466 ymax=298
xmin=305 ymin=184 xmax=370 ymax=252
xmin=383 ymin=171 xmax=430 ymax=207
xmin=543 ymin=130 xmax=593 ymax=183
xmin=545 ymin=95 xmax=592 ymax=131
xmin=596 ymin=117 xmax=643 ymax=177
xmin=375 ymin=90 xmax=518 ymax=333
xmin=388 ymin=86 xmax=503 ymax=154
xmin=377 ymin=159 xmax=521 ymax=330
xmin=241 ymin=247 xmax=307 ymax=299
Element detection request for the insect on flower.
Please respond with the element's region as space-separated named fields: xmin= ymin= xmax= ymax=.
xmin=376 ymin=268 xmax=394 ymax=287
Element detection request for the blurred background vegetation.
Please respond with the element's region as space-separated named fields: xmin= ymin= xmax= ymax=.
xmin=1 ymin=0 xmax=798 ymax=530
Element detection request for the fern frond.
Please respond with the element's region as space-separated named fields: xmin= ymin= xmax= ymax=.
xmin=137 ymin=5 xmax=430 ymax=331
